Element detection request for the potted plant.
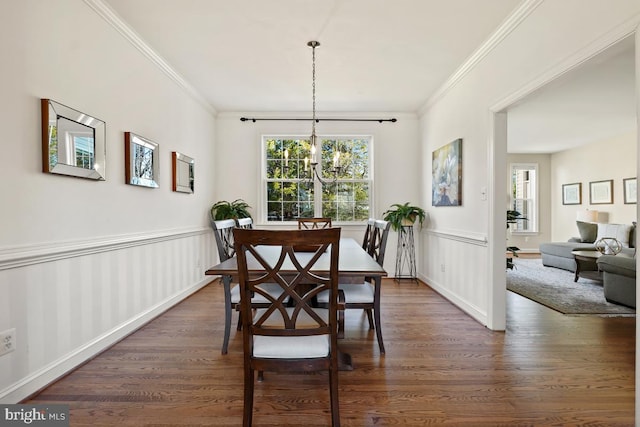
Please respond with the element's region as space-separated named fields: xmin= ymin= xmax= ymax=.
xmin=506 ymin=209 xmax=527 ymax=269
xmin=210 ymin=199 xmax=252 ymax=222
xmin=382 ymin=202 xmax=426 ymax=232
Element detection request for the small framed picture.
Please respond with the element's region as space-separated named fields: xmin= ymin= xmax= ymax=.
xmin=623 ymin=177 xmax=636 ymax=204
xmin=589 ymin=179 xmax=613 ymax=205
xmin=562 ymin=183 xmax=581 ymax=205
xmin=125 ymin=132 xmax=159 ymax=188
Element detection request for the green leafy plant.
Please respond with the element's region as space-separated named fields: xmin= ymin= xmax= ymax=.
xmin=210 ymin=199 xmax=252 ymax=221
xmin=382 ymin=202 xmax=426 ymax=232
xmin=507 ymin=210 xmax=526 ymax=227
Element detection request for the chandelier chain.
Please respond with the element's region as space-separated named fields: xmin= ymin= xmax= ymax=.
xmin=311 ymin=42 xmax=317 ymax=139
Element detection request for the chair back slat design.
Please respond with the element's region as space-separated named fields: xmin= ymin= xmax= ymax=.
xmin=369 ymin=219 xmax=391 ymax=267
xmin=297 ymin=217 xmax=333 ymax=230
xmin=212 ymin=219 xmax=237 ymax=261
xmin=235 ymin=229 xmax=339 ymax=338
xmin=235 ymin=217 xmax=253 ymax=229
xmin=361 ymin=218 xmax=375 ymax=250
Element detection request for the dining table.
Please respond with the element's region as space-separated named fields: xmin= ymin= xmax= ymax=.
xmin=205 ymin=237 xmax=388 ymax=368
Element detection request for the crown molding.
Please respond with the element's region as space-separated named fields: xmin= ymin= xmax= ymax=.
xmin=490 ymin=13 xmax=640 ymax=113
xmin=83 ymin=0 xmax=217 ymax=116
xmin=418 ymin=0 xmax=544 ymax=115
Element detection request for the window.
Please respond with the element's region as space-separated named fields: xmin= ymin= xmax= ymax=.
xmin=264 ymin=136 xmax=372 ymax=223
xmin=510 ymin=163 xmax=537 ymax=232
xmin=73 ymin=135 xmax=95 ymax=169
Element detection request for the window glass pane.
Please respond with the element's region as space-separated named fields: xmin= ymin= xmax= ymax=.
xmin=282 ymin=202 xmax=299 ymax=221
xmin=282 ymin=181 xmax=299 ymax=202
xmin=267 ymin=201 xmax=282 ymax=221
xmin=267 ymin=181 xmax=282 ymax=203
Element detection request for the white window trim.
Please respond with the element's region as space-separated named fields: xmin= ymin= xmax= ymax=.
xmin=509 ymin=162 xmax=538 ymax=234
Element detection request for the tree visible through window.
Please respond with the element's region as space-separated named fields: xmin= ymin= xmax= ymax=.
xmin=264 ymin=136 xmax=371 ymax=222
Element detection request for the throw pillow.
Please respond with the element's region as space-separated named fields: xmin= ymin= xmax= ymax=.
xmin=576 ymin=221 xmax=597 ymax=243
xmin=595 ymin=223 xmax=632 ymax=247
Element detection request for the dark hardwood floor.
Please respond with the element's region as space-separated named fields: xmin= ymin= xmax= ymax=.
xmin=27 ymin=278 xmax=635 ymax=426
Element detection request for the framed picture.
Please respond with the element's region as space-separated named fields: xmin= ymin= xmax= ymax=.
xmin=562 ymin=183 xmax=581 ymax=205
xmin=589 ymin=179 xmax=613 ymax=204
xmin=124 ymin=132 xmax=159 ymax=188
xmin=623 ymin=177 xmax=636 ymax=204
xmin=172 ymin=151 xmax=194 ymax=193
xmin=41 ymin=98 xmax=106 ymax=180
xmin=432 ymin=138 xmax=462 ymax=206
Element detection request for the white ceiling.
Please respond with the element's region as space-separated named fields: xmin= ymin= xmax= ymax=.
xmin=507 ymin=35 xmax=636 ymax=153
xmin=100 ymin=0 xmax=635 ymax=153
xmin=102 ymin=0 xmax=522 ymax=112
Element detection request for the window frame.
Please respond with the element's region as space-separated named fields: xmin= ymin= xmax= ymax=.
xmin=509 ymin=162 xmax=538 ymax=234
xmin=260 ymin=134 xmax=374 ymax=225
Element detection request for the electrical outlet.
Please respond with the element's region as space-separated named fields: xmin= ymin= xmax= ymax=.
xmin=0 ymin=328 xmax=16 ymax=356
xmin=440 ymin=264 xmax=445 ymax=272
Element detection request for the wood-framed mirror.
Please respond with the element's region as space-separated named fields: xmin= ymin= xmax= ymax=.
xmin=41 ymin=99 xmax=106 ymax=180
xmin=172 ymin=151 xmax=194 ymax=193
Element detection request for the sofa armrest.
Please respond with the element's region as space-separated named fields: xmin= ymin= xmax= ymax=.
xmin=597 ymin=255 xmax=636 ymax=278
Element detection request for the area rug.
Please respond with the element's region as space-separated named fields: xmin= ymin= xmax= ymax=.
xmin=506 ymin=258 xmax=635 ymax=316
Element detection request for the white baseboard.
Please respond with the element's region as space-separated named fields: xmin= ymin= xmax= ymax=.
xmin=418 ymin=273 xmax=488 ymax=326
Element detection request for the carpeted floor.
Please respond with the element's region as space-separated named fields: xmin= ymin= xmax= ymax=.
xmin=507 ymin=258 xmax=635 ymax=316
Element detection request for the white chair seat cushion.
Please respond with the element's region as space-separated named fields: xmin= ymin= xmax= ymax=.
xmin=316 ymin=282 xmax=374 ymax=303
xmin=253 ymin=335 xmax=329 ymax=358
xmin=230 ymin=283 xmax=288 ymax=304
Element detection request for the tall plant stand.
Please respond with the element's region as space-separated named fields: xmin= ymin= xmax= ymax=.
xmin=395 ymin=225 xmax=417 ymax=282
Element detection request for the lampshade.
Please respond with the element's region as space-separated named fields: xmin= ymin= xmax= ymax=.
xmin=576 ymin=209 xmax=599 ymax=223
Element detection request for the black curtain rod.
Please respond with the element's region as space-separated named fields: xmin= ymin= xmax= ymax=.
xmin=240 ymin=117 xmax=397 ymax=123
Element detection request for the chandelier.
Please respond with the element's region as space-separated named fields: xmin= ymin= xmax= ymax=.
xmin=283 ymin=41 xmax=342 ymax=186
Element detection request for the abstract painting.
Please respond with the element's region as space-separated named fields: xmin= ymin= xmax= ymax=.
xmin=432 ymin=138 xmax=462 ymax=206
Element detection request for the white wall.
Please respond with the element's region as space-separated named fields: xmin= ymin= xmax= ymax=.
xmin=551 ymin=131 xmax=637 ymax=241
xmin=214 ymin=111 xmax=421 ymax=274
xmin=419 ymin=0 xmax=640 ymax=328
xmin=0 ymin=0 xmax=217 ymax=402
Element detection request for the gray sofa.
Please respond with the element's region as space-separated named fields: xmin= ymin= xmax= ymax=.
xmin=539 ymin=220 xmax=636 ymax=308
xmin=539 ymin=221 xmax=636 ymax=272
xmin=539 ymin=239 xmax=598 ymax=272
xmin=597 ymin=254 xmax=636 ymax=308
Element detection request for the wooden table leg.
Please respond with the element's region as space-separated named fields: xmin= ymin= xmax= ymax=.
xmin=373 ymin=277 xmax=385 ymax=354
xmin=221 ymin=275 xmax=233 ymax=354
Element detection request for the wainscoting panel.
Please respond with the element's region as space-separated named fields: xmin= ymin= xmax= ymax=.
xmin=420 ymin=229 xmax=489 ymax=325
xmin=0 ymin=228 xmax=216 ymax=403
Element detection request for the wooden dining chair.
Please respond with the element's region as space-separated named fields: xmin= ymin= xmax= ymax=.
xmin=297 ymin=217 xmax=333 ymax=229
xmin=317 ymin=219 xmax=390 ymax=354
xmin=233 ymin=227 xmax=342 ymax=427
xmin=211 ymin=218 xmax=286 ymax=354
xmin=361 ymin=218 xmax=376 ymax=250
